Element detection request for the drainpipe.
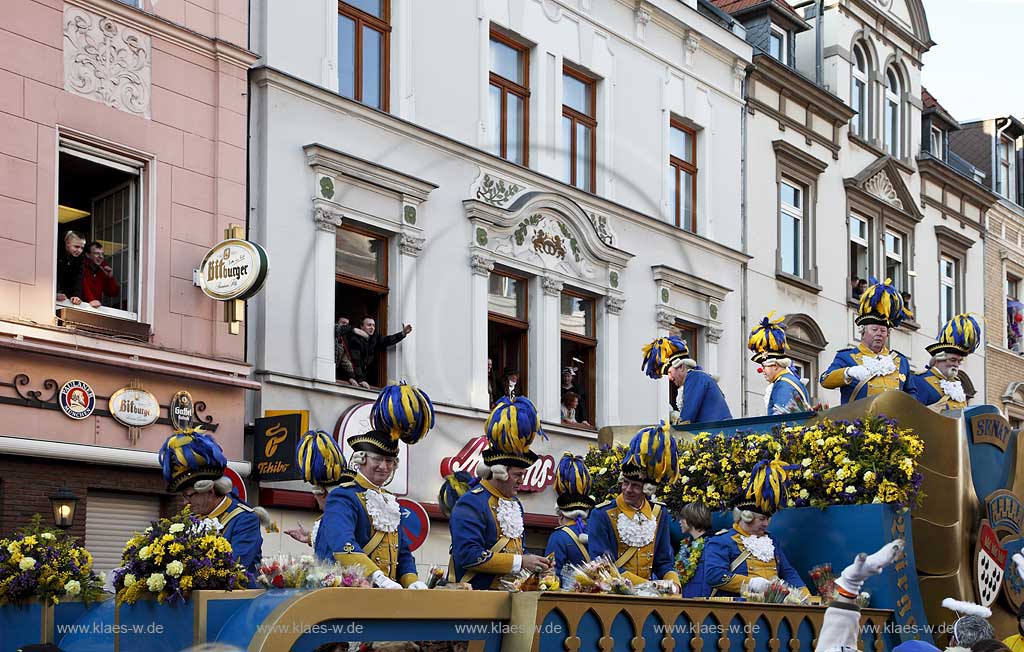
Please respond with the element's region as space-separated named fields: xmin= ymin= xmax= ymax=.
xmin=740 ymin=72 xmax=749 ymax=417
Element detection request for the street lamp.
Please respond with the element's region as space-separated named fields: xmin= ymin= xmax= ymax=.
xmin=49 ymin=486 xmax=79 ymax=530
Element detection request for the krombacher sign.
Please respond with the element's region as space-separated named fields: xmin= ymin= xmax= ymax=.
xmin=198 ymin=238 xmax=269 ymax=301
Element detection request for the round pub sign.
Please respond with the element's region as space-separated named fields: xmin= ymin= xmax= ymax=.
xmin=198 ymin=238 xmax=268 ymax=301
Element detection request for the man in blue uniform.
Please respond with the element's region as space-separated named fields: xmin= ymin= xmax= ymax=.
xmin=545 ymin=453 xmax=595 ymax=578
xmin=820 ymin=278 xmax=913 ymax=404
xmin=449 ymin=396 xmax=553 ymax=590
xmin=910 ymin=314 xmax=980 ymax=412
xmin=286 ymin=429 xmax=355 ymax=549
xmin=642 ymin=336 xmax=731 ymax=425
xmin=316 ymin=382 xmax=434 ymax=589
xmin=159 ymin=429 xmax=267 ymax=580
xmin=588 ymin=424 xmax=681 ymax=589
xmin=748 ymin=313 xmax=811 ymax=414
xmin=702 ymin=459 xmax=808 ymax=598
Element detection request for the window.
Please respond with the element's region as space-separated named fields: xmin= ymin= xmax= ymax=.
xmin=1008 ymin=273 xmax=1022 ymax=351
xmin=668 ymin=320 xmax=700 ymax=408
xmin=779 ymin=179 xmax=804 ymax=277
xmin=560 ymin=292 xmax=596 ymax=427
xmin=998 ymin=136 xmax=1014 ymax=199
xmin=56 ymin=142 xmax=144 ymax=325
xmin=884 ymin=67 xmax=902 ymax=158
xmin=769 ymin=27 xmax=786 ymax=64
xmin=849 ymin=214 xmax=871 ymax=299
xmin=488 ymin=271 xmax=529 ymax=404
xmin=850 ymin=44 xmax=868 ymax=138
xmin=782 ymin=314 xmax=827 ymax=402
xmin=939 ymin=256 xmax=958 ymax=324
xmin=669 ymin=119 xmax=698 ymax=232
xmin=884 ymin=230 xmax=904 ymax=289
xmin=562 ymin=66 xmax=596 ymax=192
xmin=338 ymin=0 xmax=390 ymax=111
xmin=336 ymin=225 xmax=390 ymax=387
xmin=489 ymin=30 xmax=530 ymax=165
xmin=930 ymin=126 xmax=944 ymax=160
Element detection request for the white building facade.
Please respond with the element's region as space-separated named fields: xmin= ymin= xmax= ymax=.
xmin=248 ymin=0 xmax=755 ymax=570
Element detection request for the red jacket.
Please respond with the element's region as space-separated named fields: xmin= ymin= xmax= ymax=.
xmin=82 ymin=263 xmax=120 ymax=303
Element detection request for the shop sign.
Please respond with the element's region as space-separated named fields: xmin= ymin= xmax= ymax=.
xmin=109 ymin=387 xmax=160 ymax=428
xmin=254 ymin=413 xmax=302 ymax=481
xmin=439 ymin=436 xmax=555 ymax=493
xmin=398 ymin=498 xmax=430 ymax=551
xmin=169 ymin=391 xmax=195 ymax=430
xmin=198 ymin=238 xmax=269 ymax=301
xmin=59 ymin=380 xmax=95 ymax=420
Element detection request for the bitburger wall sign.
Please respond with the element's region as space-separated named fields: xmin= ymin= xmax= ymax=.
xmin=198 ymin=238 xmax=269 ymax=301
xmin=109 ymin=386 xmax=160 ymax=428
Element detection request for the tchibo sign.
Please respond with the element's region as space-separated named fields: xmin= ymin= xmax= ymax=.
xmin=198 ymin=238 xmax=268 ymax=301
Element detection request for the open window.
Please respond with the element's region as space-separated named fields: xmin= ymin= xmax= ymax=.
xmin=335 ymin=224 xmax=390 ymax=387
xmin=56 ymin=140 xmax=147 ymax=338
xmin=848 ymin=214 xmax=871 ymax=301
xmin=488 ymin=270 xmax=529 ymax=404
xmin=560 ymin=291 xmax=596 ymax=428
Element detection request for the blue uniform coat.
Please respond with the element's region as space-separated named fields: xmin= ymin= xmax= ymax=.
xmin=545 ymin=522 xmax=589 ymax=578
xmin=588 ymin=495 xmax=678 ymax=582
xmin=680 ymin=535 xmax=711 ymax=598
xmin=210 ymin=496 xmax=263 ymax=581
xmin=675 ymin=369 xmax=733 ymax=424
xmin=819 ymin=344 xmax=913 ymax=404
xmin=449 ymin=481 xmax=526 ymax=591
xmin=766 ymin=368 xmax=810 ymax=414
xmin=909 ymin=367 xmax=967 ymax=410
xmin=702 ymin=526 xmax=805 ymax=597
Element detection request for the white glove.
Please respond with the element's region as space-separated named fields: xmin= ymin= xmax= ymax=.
xmin=407 ymin=581 xmax=429 ymax=590
xmin=836 ymin=540 xmax=905 ymax=595
xmin=370 ymin=570 xmax=403 ymax=590
xmin=1013 ymin=553 xmax=1024 ymax=582
xmin=845 ymin=365 xmax=871 ymax=383
xmin=747 ymin=577 xmax=770 ymax=592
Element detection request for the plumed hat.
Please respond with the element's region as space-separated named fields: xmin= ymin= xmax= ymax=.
xmin=296 ymin=429 xmax=353 ymax=488
xmin=856 ymin=277 xmax=907 ymax=328
xmin=621 ymin=423 xmax=680 ymax=486
xmin=748 ymin=312 xmax=789 ymax=363
xmin=159 ymin=428 xmax=227 ymax=493
xmin=641 ymin=336 xmax=691 ymax=379
xmin=735 ymin=458 xmax=798 ymax=516
xmin=350 ymin=382 xmax=435 ymax=457
xmin=926 ymin=314 xmax=982 ymax=357
xmin=554 ymin=453 xmax=595 ymax=513
xmin=482 ymin=396 xmax=547 ymax=468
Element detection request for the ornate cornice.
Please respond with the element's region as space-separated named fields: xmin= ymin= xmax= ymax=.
xmin=606 ymin=296 xmax=626 ymax=315
xmin=542 ymin=277 xmax=564 ymax=297
xmin=399 ymin=233 xmax=425 ymax=257
xmin=470 ymin=254 xmax=494 ymax=277
xmin=313 ymin=206 xmax=343 ymax=233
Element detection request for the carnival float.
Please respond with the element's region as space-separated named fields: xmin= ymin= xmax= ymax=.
xmin=1 ymin=389 xmax=1021 ymax=652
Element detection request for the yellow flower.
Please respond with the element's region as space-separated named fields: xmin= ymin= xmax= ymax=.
xmin=166 ymin=561 xmax=184 ymax=578
xmin=22 ymin=536 xmax=37 ymax=546
xmin=138 ymin=546 xmax=151 ymax=560
xmin=124 ymin=573 xmax=137 ymax=587
xmin=146 ymin=573 xmax=166 ymax=592
xmin=169 ymin=523 xmax=185 ymax=534
xmin=63 ymin=580 xmax=81 ymax=596
xmin=20 ymin=557 xmax=36 ymax=570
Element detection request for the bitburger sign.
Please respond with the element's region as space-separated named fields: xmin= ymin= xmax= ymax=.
xmin=198 ymin=238 xmax=268 ymax=301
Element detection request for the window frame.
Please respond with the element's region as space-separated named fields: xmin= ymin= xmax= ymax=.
xmin=768 ymin=25 xmax=787 ymax=64
xmin=930 ymin=126 xmax=944 ymax=160
xmin=998 ymin=135 xmax=1014 ymax=199
xmin=559 ymin=289 xmax=597 ymax=428
xmin=848 ymin=212 xmax=873 ymax=303
xmin=850 ymin=43 xmax=869 ymax=139
xmin=884 ymin=67 xmax=902 ymax=159
xmin=939 ymin=254 xmax=959 ymax=326
xmin=487 ymin=268 xmax=531 ymax=399
xmin=779 ymin=178 xmax=804 ymax=278
xmin=668 ymin=320 xmax=700 ymax=408
xmin=337 ymin=0 xmax=392 ymax=111
xmin=883 ymin=228 xmax=906 ymax=293
xmin=561 ymin=64 xmax=597 ymax=193
xmin=335 ymin=223 xmax=391 ymax=387
xmin=669 ymin=118 xmax=698 ymax=233
xmin=489 ymin=28 xmax=531 ymax=166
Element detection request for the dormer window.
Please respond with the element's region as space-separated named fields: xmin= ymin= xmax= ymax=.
xmin=998 ymin=135 xmax=1015 ymax=199
xmin=769 ymin=25 xmax=787 ymax=64
xmin=930 ymin=126 xmax=944 ymax=160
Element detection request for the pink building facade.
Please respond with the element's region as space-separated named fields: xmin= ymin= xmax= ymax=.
xmin=0 ymin=0 xmax=258 ymax=572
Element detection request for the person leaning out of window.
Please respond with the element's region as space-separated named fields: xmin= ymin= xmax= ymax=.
xmin=82 ymin=241 xmax=120 ymax=308
xmin=340 ymin=315 xmax=413 ymax=389
xmin=56 ymin=231 xmax=86 ymax=306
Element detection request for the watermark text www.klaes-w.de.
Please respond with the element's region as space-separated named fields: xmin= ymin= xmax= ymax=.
xmin=654 ymin=623 xmax=762 ymax=635
xmin=454 ymin=622 xmax=565 ymax=635
xmin=57 ymin=622 xmax=166 ymax=635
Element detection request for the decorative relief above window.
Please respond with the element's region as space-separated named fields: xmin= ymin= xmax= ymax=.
xmin=63 ymin=7 xmax=151 ymax=119
xmin=472 ymin=171 xmax=526 ymax=207
xmin=864 ymin=171 xmax=903 ymax=209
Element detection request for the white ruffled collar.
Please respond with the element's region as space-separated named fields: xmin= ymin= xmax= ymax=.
xmin=617 ymin=510 xmax=657 ymax=548
xmin=739 ymin=534 xmax=775 ymax=562
xmin=364 ymin=488 xmax=401 ymax=533
xmin=495 ymin=497 xmax=524 ymax=539
xmin=939 ymin=378 xmax=966 ymax=403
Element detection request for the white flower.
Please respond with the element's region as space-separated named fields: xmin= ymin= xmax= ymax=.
xmin=63 ymin=580 xmax=81 ymax=596
xmin=147 ymin=573 xmax=166 ymax=592
xmin=679 ymin=476 xmax=690 ymax=484
xmin=496 ymin=498 xmax=525 ymax=540
xmin=939 ymin=379 xmax=966 ymax=403
xmin=364 ymin=489 xmax=401 ymax=533
xmin=138 ymin=546 xmax=151 ymax=560
xmin=165 ymin=560 xmax=184 ymax=578
xmin=798 ymin=489 xmax=809 ymax=499
xmin=41 ymin=533 xmax=55 ymax=541
xmin=145 ymin=527 xmax=152 ymax=534
xmin=801 ymin=458 xmax=812 ymax=467
xmin=617 ymin=511 xmax=657 ymax=548
xmin=803 ymin=469 xmax=813 ymax=479
xmin=299 ymin=554 xmax=314 ymax=565
xmin=99 ymin=572 xmax=107 ymax=584
xmin=169 ymin=523 xmax=185 ymax=534
xmin=863 ymin=471 xmax=876 ymax=483
xmin=6 ymin=543 xmax=17 ymax=554
xmin=836 ymin=468 xmax=848 ymax=480
xmin=123 ymin=573 xmax=137 ymax=588
xmin=19 ymin=557 xmax=36 ymax=570
xmin=846 ymin=486 xmax=857 ymax=494
xmin=740 ymin=535 xmax=775 ymax=563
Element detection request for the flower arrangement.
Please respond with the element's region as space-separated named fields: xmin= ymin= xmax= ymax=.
xmin=583 ymin=443 xmax=628 ymax=502
xmin=567 ymin=555 xmax=633 ymax=595
xmin=742 ymin=578 xmax=807 ymax=604
xmin=111 ymin=508 xmax=248 ymax=605
xmin=316 ymin=564 xmax=373 ymax=588
xmin=656 ymin=416 xmax=924 ymax=513
xmin=808 ymin=563 xmax=836 ymax=602
xmin=673 ymin=536 xmax=706 ymax=586
xmin=0 ymin=515 xmax=106 ymax=606
xmin=257 ymin=555 xmax=315 ymax=589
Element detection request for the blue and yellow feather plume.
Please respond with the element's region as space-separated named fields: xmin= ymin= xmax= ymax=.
xmin=296 ymin=429 xmax=346 ymax=487
xmin=741 ymin=458 xmax=799 ymax=514
xmin=438 ymin=471 xmax=476 ymax=518
xmin=484 ymin=396 xmax=547 ymax=454
xmin=857 ymin=277 xmax=907 ymax=328
xmin=623 ymin=423 xmax=679 ymax=485
xmin=641 ymin=336 xmax=689 ymax=379
xmin=554 ymin=453 xmax=591 ymax=497
xmin=371 ymin=382 xmax=435 ymax=446
xmin=938 ymin=314 xmax=982 ymax=355
xmin=748 ymin=312 xmax=787 ymax=360
xmin=158 ymin=428 xmax=226 ymax=484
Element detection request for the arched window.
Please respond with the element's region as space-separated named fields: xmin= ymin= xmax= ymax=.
xmin=851 ymin=43 xmax=869 ymax=138
xmin=884 ymin=67 xmax=902 ymax=158
xmin=782 ymin=313 xmax=828 ymax=401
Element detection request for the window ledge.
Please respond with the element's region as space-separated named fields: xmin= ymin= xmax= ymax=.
xmin=900 ymin=317 xmax=920 ymax=332
xmin=56 ymin=307 xmax=151 ymax=342
xmin=775 ymin=272 xmax=822 ymax=294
